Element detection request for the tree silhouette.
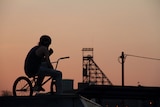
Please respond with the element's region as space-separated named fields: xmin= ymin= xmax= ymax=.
xmin=1 ymin=90 xmax=12 ymax=96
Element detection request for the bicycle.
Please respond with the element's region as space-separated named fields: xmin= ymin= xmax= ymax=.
xmin=12 ymin=56 xmax=69 ymax=96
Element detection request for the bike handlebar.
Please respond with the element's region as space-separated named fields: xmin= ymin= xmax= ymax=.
xmin=53 ymin=56 xmax=70 ymax=69
xmin=51 ymin=56 xmax=70 ymax=64
xmin=59 ymin=56 xmax=70 ymax=60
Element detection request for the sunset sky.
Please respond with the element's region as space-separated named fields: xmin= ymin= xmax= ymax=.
xmin=0 ymin=0 xmax=160 ymax=94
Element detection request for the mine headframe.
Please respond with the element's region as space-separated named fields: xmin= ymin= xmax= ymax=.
xmin=82 ymin=48 xmax=113 ymax=85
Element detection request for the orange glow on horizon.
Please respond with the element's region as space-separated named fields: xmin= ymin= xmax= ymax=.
xmin=0 ymin=0 xmax=160 ymax=94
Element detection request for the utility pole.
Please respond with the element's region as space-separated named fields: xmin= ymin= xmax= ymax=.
xmin=120 ymin=51 xmax=125 ymax=107
xmin=120 ymin=52 xmax=125 ymax=87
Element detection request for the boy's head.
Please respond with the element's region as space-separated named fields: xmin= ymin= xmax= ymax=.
xmin=39 ymin=35 xmax=51 ymax=47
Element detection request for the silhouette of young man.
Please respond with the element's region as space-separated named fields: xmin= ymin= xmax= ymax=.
xmin=24 ymin=35 xmax=62 ymax=94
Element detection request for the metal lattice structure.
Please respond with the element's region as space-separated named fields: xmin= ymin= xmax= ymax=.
xmin=82 ymin=48 xmax=113 ymax=85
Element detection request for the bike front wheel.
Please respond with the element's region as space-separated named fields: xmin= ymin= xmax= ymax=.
xmin=50 ymin=79 xmax=56 ymax=94
xmin=13 ymin=76 xmax=33 ymax=96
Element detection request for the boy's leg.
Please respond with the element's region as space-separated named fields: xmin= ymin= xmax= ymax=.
xmin=54 ymin=71 xmax=62 ymax=94
xmin=45 ymin=69 xmax=63 ymax=94
xmin=37 ymin=66 xmax=63 ymax=94
xmin=35 ymin=75 xmax=45 ymax=91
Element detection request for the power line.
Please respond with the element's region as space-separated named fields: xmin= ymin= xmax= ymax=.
xmin=118 ymin=53 xmax=160 ymax=64
xmin=118 ymin=52 xmax=160 ymax=87
xmin=126 ymin=54 xmax=160 ymax=61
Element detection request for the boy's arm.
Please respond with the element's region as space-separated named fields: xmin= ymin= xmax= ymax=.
xmin=36 ymin=46 xmax=53 ymax=69
xmin=43 ymin=48 xmax=53 ymax=69
xmin=49 ymin=48 xmax=53 ymax=56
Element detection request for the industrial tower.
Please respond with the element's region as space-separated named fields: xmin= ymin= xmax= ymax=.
xmin=82 ymin=48 xmax=113 ymax=85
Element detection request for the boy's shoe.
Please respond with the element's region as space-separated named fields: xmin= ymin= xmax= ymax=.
xmin=33 ymin=86 xmax=45 ymax=91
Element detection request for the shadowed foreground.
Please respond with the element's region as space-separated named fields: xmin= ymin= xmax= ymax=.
xmin=1 ymin=85 xmax=160 ymax=107
xmin=0 ymin=94 xmax=101 ymax=107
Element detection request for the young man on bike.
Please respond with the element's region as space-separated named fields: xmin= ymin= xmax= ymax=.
xmin=24 ymin=35 xmax=62 ymax=94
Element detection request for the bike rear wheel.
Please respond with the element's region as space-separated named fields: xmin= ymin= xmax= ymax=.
xmin=13 ymin=76 xmax=33 ymax=96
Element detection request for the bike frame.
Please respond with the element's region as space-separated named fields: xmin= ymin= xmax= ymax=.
xmin=39 ymin=56 xmax=70 ymax=86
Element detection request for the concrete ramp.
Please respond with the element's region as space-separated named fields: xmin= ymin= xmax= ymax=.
xmin=0 ymin=94 xmax=102 ymax=107
xmin=80 ymin=96 xmax=102 ymax=107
